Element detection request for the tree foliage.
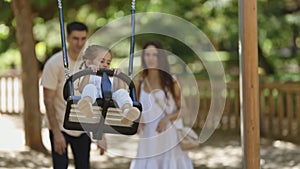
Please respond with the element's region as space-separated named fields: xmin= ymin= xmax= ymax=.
xmin=1 ymin=0 xmax=300 ymax=76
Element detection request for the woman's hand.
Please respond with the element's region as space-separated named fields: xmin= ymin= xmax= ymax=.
xmin=156 ymin=116 xmax=170 ymax=133
xmin=137 ymin=117 xmax=145 ymax=133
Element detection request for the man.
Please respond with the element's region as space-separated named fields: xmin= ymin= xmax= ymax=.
xmin=41 ymin=21 xmax=104 ymax=169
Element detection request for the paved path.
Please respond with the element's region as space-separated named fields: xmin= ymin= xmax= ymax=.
xmin=1 ymin=114 xmax=300 ymax=169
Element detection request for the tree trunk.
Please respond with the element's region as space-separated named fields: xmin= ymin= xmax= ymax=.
xmin=11 ymin=0 xmax=47 ymax=153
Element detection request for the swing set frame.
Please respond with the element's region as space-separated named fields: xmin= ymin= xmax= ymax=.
xmin=56 ymin=0 xmax=141 ymax=140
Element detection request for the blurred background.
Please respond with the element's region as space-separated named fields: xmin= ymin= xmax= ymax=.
xmin=1 ymin=0 xmax=300 ymax=168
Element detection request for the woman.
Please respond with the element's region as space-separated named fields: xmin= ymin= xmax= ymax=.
xmin=130 ymin=41 xmax=194 ymax=169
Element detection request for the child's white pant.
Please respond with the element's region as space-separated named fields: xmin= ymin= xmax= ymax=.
xmin=81 ymin=84 xmax=98 ymax=102
xmin=81 ymin=84 xmax=133 ymax=108
xmin=112 ymin=88 xmax=133 ymax=107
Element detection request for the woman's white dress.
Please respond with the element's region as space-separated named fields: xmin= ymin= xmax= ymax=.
xmin=130 ymin=83 xmax=194 ymax=169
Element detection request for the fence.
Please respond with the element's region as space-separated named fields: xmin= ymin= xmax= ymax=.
xmin=260 ymin=82 xmax=300 ymax=141
xmin=0 ymin=73 xmax=45 ymax=114
xmin=191 ymin=80 xmax=300 ymax=142
xmin=0 ymin=74 xmax=23 ymax=114
xmin=1 ymin=73 xmax=300 ymax=142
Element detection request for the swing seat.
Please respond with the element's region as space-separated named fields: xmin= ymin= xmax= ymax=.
xmin=62 ymin=68 xmax=142 ymax=139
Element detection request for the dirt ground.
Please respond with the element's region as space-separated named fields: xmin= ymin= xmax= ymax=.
xmin=1 ymin=114 xmax=300 ymax=169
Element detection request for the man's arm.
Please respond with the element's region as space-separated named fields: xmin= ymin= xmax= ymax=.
xmin=43 ymin=87 xmax=66 ymax=154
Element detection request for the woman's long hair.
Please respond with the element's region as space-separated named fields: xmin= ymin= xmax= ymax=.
xmin=141 ymin=41 xmax=176 ymax=99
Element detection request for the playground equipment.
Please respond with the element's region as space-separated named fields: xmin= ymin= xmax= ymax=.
xmin=57 ymin=0 xmax=141 ymax=140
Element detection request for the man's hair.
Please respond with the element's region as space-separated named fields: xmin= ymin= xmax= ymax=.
xmin=66 ymin=21 xmax=88 ymax=35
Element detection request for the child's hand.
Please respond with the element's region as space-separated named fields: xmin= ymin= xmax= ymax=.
xmin=113 ymin=68 xmax=122 ymax=75
xmin=88 ymin=64 xmax=98 ymax=72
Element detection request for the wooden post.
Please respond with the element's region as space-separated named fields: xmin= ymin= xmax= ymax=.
xmin=239 ymin=0 xmax=261 ymax=168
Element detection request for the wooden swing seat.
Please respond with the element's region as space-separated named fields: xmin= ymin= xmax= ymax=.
xmin=62 ymin=68 xmax=142 ymax=139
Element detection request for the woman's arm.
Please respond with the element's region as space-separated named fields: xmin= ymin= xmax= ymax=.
xmin=157 ymin=79 xmax=183 ymax=132
xmin=133 ymin=76 xmax=142 ymax=101
xmin=165 ymin=79 xmax=184 ymax=121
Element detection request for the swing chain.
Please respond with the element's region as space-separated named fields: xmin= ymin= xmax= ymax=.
xmin=57 ymin=0 xmax=70 ymax=79
xmin=128 ymin=0 xmax=136 ymax=79
xmin=131 ymin=0 xmax=136 ymax=10
xmin=57 ymin=0 xmax=62 ymax=9
xmin=65 ymin=68 xmax=70 ymax=79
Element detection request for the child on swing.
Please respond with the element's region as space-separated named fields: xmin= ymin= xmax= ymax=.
xmin=77 ymin=45 xmax=140 ymax=125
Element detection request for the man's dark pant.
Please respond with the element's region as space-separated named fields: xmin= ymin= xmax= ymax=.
xmin=49 ymin=130 xmax=91 ymax=169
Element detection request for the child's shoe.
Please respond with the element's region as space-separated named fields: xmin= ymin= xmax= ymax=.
xmin=77 ymin=98 xmax=94 ymax=117
xmin=120 ymin=107 xmax=140 ymax=125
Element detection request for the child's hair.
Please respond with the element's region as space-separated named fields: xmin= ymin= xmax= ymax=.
xmin=82 ymin=45 xmax=112 ymax=61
